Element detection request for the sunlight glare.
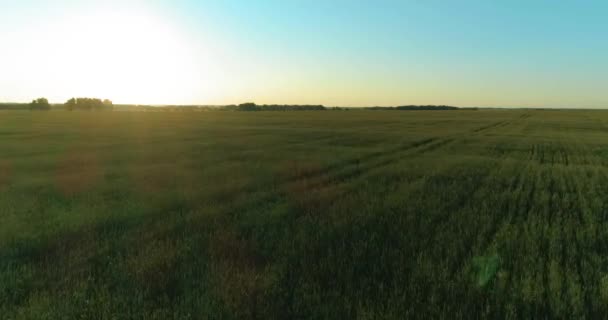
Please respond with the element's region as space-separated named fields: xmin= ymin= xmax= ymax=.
xmin=34 ymin=8 xmax=214 ymax=104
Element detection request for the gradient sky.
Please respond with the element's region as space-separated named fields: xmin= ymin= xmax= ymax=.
xmin=1 ymin=0 xmax=607 ymax=107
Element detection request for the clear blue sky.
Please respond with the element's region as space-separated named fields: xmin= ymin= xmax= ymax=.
xmin=1 ymin=0 xmax=607 ymax=107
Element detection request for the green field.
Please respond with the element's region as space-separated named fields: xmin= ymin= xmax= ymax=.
xmin=2 ymin=110 xmax=608 ymax=318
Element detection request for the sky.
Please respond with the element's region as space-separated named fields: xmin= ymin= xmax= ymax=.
xmin=1 ymin=0 xmax=607 ymax=107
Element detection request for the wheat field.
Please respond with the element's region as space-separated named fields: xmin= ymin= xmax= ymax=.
xmin=2 ymin=110 xmax=608 ymax=319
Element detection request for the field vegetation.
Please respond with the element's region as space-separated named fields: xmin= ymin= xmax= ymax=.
xmin=1 ymin=109 xmax=608 ymax=318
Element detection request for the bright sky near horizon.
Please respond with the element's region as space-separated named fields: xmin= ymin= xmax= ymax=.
xmin=1 ymin=0 xmax=607 ymax=107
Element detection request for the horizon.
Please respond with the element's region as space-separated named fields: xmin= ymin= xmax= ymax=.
xmin=5 ymin=100 xmax=608 ymax=110
xmin=2 ymin=0 xmax=607 ymax=108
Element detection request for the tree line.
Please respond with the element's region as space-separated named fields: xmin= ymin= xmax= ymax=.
xmin=364 ymin=105 xmax=461 ymax=110
xmin=24 ymin=97 xmax=114 ymax=111
xmin=223 ymin=103 xmax=327 ymax=111
xmin=11 ymin=99 xmax=470 ymax=111
xmin=224 ymin=103 xmax=466 ymax=111
xmin=65 ymin=98 xmax=113 ymax=111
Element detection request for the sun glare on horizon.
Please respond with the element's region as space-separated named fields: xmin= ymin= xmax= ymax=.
xmin=2 ymin=5 xmax=222 ymax=105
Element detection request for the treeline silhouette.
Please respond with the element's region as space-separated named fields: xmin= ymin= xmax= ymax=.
xmin=2 ymin=99 xmax=471 ymax=111
xmin=364 ymin=105 xmax=460 ymax=111
xmin=1 ymin=98 xmax=113 ymax=111
xmin=65 ymin=98 xmax=113 ymax=111
xmin=29 ymin=98 xmax=51 ymax=110
xmin=223 ymin=103 xmax=467 ymax=111
xmin=224 ymin=103 xmax=327 ymax=111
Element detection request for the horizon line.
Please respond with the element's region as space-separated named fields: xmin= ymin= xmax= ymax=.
xmin=1 ymin=101 xmax=606 ymax=110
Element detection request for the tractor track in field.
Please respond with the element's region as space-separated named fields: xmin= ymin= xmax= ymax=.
xmin=488 ymin=159 xmax=539 ymax=304
xmin=428 ymin=158 xmax=530 ymax=289
xmin=470 ymin=161 xmax=527 ymax=257
xmin=563 ymin=170 xmax=594 ymax=314
xmin=359 ymin=112 xmax=533 ymax=282
xmin=215 ymin=112 xmax=536 ymax=222
xmin=137 ymin=112 xmax=534 ymax=246
xmin=298 ymin=137 xmax=456 ymax=190
xmin=284 ymin=112 xmax=531 ymax=189
xmin=472 ymin=120 xmax=511 ymax=133
xmin=473 ymin=142 xmax=597 ymax=315
xmin=188 ymin=112 xmax=537 ymax=246
xmin=221 ymin=136 xmax=449 ymax=219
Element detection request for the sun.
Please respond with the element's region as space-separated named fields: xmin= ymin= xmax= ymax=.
xmin=43 ymin=8 xmax=207 ymax=105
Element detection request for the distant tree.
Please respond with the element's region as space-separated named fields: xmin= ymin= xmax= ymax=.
xmin=362 ymin=105 xmax=459 ymax=111
xmin=64 ymin=98 xmax=113 ymax=111
xmin=233 ymin=103 xmax=326 ymax=111
xmin=65 ymin=98 xmax=77 ymax=111
xmin=238 ymin=102 xmax=260 ymax=111
xmin=29 ymin=98 xmax=51 ymax=110
xmin=395 ymin=105 xmax=458 ymax=111
xmin=103 ymin=99 xmax=114 ymax=110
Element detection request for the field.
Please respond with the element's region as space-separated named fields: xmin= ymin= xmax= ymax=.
xmin=2 ymin=109 xmax=608 ymax=318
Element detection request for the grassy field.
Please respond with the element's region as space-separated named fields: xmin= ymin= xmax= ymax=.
xmin=2 ymin=109 xmax=608 ymax=318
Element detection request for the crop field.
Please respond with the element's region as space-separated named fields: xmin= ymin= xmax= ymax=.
xmin=2 ymin=109 xmax=608 ymax=319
